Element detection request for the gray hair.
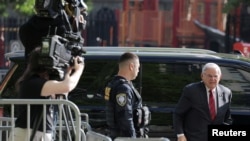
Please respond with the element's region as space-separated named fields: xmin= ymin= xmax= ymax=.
xmin=202 ymin=63 xmax=221 ymax=75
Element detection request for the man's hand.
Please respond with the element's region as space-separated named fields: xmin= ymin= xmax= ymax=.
xmin=177 ymin=135 xmax=187 ymax=141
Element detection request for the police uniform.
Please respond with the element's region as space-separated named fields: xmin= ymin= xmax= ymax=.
xmin=104 ymin=75 xmax=142 ymax=139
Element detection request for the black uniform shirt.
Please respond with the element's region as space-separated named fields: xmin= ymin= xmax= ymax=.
xmin=105 ymin=75 xmax=142 ymax=138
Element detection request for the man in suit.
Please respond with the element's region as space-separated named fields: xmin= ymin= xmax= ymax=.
xmin=173 ymin=62 xmax=233 ymax=141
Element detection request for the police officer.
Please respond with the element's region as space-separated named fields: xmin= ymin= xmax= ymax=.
xmin=104 ymin=52 xmax=147 ymax=140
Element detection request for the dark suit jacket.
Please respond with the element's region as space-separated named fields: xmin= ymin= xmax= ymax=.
xmin=173 ymin=81 xmax=232 ymax=141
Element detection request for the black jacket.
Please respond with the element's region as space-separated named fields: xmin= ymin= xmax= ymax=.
xmin=104 ymin=76 xmax=142 ymax=139
xmin=173 ymin=81 xmax=232 ymax=141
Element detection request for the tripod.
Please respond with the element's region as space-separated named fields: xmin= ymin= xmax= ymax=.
xmin=30 ymin=94 xmax=76 ymax=141
xmin=55 ymin=94 xmax=76 ymax=141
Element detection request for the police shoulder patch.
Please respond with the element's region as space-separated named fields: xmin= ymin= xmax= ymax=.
xmin=116 ymin=93 xmax=127 ymax=106
xmin=104 ymin=87 xmax=111 ymax=101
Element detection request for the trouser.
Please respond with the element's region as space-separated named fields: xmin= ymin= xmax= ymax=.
xmin=136 ymin=127 xmax=149 ymax=138
xmin=8 ymin=127 xmax=53 ymax=141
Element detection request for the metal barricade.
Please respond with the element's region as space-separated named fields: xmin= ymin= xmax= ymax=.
xmin=0 ymin=99 xmax=86 ymax=141
xmin=86 ymin=131 xmax=112 ymax=141
xmin=114 ymin=137 xmax=170 ymax=141
xmin=0 ymin=117 xmax=15 ymax=141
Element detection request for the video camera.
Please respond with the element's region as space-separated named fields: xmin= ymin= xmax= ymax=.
xmin=34 ymin=0 xmax=87 ymax=79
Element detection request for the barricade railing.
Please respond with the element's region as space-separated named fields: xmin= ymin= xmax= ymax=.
xmin=114 ymin=137 xmax=170 ymax=141
xmin=0 ymin=118 xmax=88 ymax=141
xmin=0 ymin=99 xmax=85 ymax=141
xmin=86 ymin=131 xmax=112 ymax=141
xmin=0 ymin=117 xmax=14 ymax=141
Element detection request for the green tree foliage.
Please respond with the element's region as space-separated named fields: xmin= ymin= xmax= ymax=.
xmin=15 ymin=0 xmax=36 ymax=16
xmin=0 ymin=0 xmax=35 ymax=17
xmin=223 ymin=0 xmax=250 ymax=13
xmin=0 ymin=0 xmax=92 ymax=17
xmin=0 ymin=4 xmax=6 ymax=17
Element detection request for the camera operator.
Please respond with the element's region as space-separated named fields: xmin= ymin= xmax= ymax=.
xmin=8 ymin=47 xmax=84 ymax=141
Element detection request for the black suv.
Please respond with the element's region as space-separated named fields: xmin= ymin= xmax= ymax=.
xmin=1 ymin=47 xmax=250 ymax=140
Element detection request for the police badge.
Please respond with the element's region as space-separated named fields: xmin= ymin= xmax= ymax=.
xmin=116 ymin=93 xmax=127 ymax=106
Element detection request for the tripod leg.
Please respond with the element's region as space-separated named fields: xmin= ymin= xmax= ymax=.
xmin=61 ymin=103 xmax=72 ymax=141
xmin=65 ymin=99 xmax=76 ymax=136
xmin=56 ymin=94 xmax=79 ymax=141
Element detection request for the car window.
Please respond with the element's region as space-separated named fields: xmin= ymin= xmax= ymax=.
xmin=133 ymin=62 xmax=201 ymax=126
xmin=1 ymin=63 xmax=25 ymax=99
xmin=69 ymin=60 xmax=118 ymax=106
xmin=137 ymin=63 xmax=201 ymax=104
xmin=219 ymin=67 xmax=250 ymax=108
